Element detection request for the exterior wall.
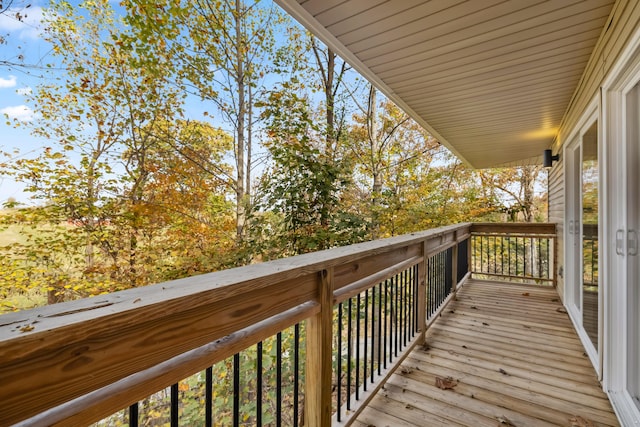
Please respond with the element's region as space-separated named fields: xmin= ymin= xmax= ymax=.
xmin=549 ymin=0 xmax=640 ymax=300
xmin=554 ymin=0 xmax=640 ymax=153
xmin=548 ymin=163 xmax=564 ymax=302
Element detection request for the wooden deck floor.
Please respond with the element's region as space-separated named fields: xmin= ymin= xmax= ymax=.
xmin=353 ymin=279 xmax=619 ymax=427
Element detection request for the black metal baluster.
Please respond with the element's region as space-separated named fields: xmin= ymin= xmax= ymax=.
xmin=378 ymin=282 xmax=383 ymax=374
xmin=538 ymin=237 xmax=542 ymax=278
xmin=347 ymin=297 xmax=353 ymax=408
xmin=294 ymin=325 xmax=300 ymax=427
xmin=395 ymin=275 xmax=399 ymax=357
xmin=129 ymin=403 xmax=138 ymax=427
xmin=233 ymin=354 xmax=240 ymax=427
xmin=363 ymin=289 xmax=368 ymax=391
xmin=337 ymin=303 xmax=343 ymax=421
xmin=524 ymin=237 xmax=528 ymax=277
xmin=409 ymin=268 xmax=414 ymax=337
xmin=500 ymin=236 xmax=504 ymax=276
xmin=546 ymin=238 xmax=550 ymax=278
xmin=414 ymin=265 xmax=419 ymax=333
xmin=356 ymin=293 xmax=361 ymax=399
xmin=206 ymin=367 xmax=213 ymax=427
xmin=257 ymin=342 xmax=263 ymax=427
xmin=171 ymin=383 xmax=179 ymax=427
xmin=370 ymin=286 xmax=375 ymax=383
xmin=383 ymin=280 xmax=388 ymax=368
xmin=480 ymin=235 xmax=484 ymax=273
xmin=429 ymin=257 xmax=434 ymax=317
xmin=531 ymin=237 xmax=534 ymax=276
xmin=276 ymin=332 xmax=282 ymax=427
xmin=403 ymin=269 xmax=408 ymax=347
xmin=515 ymin=237 xmax=519 ymax=276
xmin=507 ymin=237 xmax=511 ymax=276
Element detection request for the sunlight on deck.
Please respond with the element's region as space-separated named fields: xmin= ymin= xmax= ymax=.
xmin=353 ymin=280 xmax=618 ymax=427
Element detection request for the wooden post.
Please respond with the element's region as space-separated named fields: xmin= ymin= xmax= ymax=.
xmin=305 ymin=268 xmax=334 ymax=426
xmin=417 ymin=241 xmax=427 ymax=344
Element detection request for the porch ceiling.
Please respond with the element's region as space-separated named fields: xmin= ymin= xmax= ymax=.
xmin=275 ymin=0 xmax=615 ymax=169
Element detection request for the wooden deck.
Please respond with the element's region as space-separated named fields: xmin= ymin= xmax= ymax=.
xmin=353 ymin=279 xmax=619 ymax=427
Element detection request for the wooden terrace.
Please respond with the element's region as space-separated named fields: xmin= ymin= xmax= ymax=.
xmin=353 ymin=280 xmax=618 ymax=427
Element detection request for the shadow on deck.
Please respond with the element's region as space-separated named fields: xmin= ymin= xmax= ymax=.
xmin=354 ymin=279 xmax=618 ymax=427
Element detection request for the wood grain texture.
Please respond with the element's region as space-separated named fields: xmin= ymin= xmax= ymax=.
xmin=0 ymin=223 xmax=471 ymax=425
xmin=470 ymin=222 xmax=556 ymax=235
xmin=354 ymin=279 xmax=619 ymax=427
xmin=305 ymin=269 xmax=334 ymax=427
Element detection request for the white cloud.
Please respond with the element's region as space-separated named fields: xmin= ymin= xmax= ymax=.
xmin=16 ymin=87 xmax=32 ymax=95
xmin=1 ymin=105 xmax=34 ymax=121
xmin=0 ymin=6 xmax=46 ymax=39
xmin=0 ymin=75 xmax=17 ymax=88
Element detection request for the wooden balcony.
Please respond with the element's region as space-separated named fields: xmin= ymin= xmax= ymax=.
xmin=0 ymin=222 xmax=619 ymax=426
xmin=353 ymin=279 xmax=618 ymax=427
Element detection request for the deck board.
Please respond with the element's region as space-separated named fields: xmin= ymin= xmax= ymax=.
xmin=354 ymin=279 xmax=619 ymax=427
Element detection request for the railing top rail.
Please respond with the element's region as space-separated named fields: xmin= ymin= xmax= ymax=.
xmin=471 ymin=222 xmax=556 ymax=236
xmin=0 ymin=222 xmax=472 ymax=426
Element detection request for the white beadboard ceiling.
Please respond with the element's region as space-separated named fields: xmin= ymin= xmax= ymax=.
xmin=275 ymin=0 xmax=615 ymax=168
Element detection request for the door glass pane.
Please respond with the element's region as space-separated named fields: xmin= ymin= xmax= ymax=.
xmin=581 ymin=122 xmax=598 ymax=348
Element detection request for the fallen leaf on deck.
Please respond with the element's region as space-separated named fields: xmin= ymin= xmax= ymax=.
xmin=522 ymin=292 xmax=530 ymax=296
xmin=400 ymin=367 xmax=414 ymax=374
xmin=569 ymin=415 xmax=595 ymax=427
xmin=405 ymin=403 xmax=413 ymax=410
xmin=19 ymin=325 xmax=34 ymax=333
xmin=462 ymin=345 xmax=468 ymax=349
xmin=449 ymin=309 xmax=455 ymax=313
xmin=471 ymin=305 xmax=478 ymax=309
xmin=483 ymin=322 xmax=490 ymax=326
xmin=421 ymin=343 xmax=431 ymax=351
xmin=556 ymin=307 xmax=567 ymax=313
xmin=551 ymin=298 xmax=559 ymax=302
xmin=435 ymin=376 xmax=458 ymax=390
xmin=133 ymin=298 xmax=142 ymax=303
xmin=498 ymin=368 xmax=510 ymax=376
xmin=523 ymin=325 xmax=531 ymax=329
xmin=496 ymin=415 xmax=517 ymax=426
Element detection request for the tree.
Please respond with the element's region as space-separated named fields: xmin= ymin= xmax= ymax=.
xmin=0 ymin=0 xmax=236 ymax=303
xmin=254 ymin=89 xmax=365 ymax=257
xmin=122 ymin=0 xmax=284 ymax=243
xmin=347 ymin=85 xmax=440 ymax=238
xmin=480 ymin=165 xmax=545 ymax=222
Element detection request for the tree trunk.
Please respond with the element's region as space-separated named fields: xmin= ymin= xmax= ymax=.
xmin=368 ymin=86 xmax=382 ymax=239
xmin=235 ymin=0 xmax=246 ymax=241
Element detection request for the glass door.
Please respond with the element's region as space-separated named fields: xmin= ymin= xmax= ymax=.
xmin=581 ymin=122 xmax=598 ymax=349
xmin=566 ymin=118 xmax=599 ymax=358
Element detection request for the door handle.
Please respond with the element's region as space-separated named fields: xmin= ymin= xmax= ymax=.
xmin=616 ymin=229 xmax=625 ymax=255
xmin=629 ymin=230 xmax=638 ymax=256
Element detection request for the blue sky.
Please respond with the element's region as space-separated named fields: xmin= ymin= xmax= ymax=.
xmin=0 ymin=0 xmax=300 ymax=205
xmin=0 ymin=1 xmax=51 ymax=203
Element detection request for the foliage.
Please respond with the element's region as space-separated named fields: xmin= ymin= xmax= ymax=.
xmin=254 ymin=89 xmax=366 ymax=257
xmin=0 ymin=0 xmax=236 ymax=306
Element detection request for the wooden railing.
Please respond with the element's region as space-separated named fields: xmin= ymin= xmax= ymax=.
xmin=0 ymin=223 xmax=474 ymax=426
xmin=470 ymin=223 xmax=557 ymax=286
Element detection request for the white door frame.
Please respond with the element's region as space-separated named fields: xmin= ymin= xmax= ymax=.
xmin=563 ymin=101 xmax=600 ymax=371
xmin=600 ymin=23 xmax=640 ymax=425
